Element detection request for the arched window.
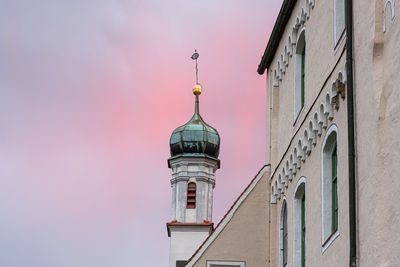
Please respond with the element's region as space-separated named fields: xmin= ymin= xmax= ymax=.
xmin=294 ymin=178 xmax=306 ymax=267
xmin=294 ymin=28 xmax=306 ymax=121
xmin=279 ymin=199 xmax=288 ymax=267
xmin=334 ymin=0 xmax=346 ymax=45
xmin=186 ymin=183 xmax=196 ymax=209
xmin=321 ymin=125 xmax=339 ymax=249
xmin=384 ymin=0 xmax=395 ymax=33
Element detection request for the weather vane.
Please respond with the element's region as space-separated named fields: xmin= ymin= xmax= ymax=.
xmin=191 ymin=49 xmax=199 ymax=85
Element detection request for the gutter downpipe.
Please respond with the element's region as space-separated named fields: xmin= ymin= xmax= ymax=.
xmin=269 ymin=70 xmax=272 ymax=167
xmin=268 ymin=69 xmax=273 ymax=267
xmin=345 ymin=0 xmax=357 ymax=266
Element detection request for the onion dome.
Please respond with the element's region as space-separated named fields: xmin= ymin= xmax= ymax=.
xmin=169 ymin=84 xmax=220 ymax=159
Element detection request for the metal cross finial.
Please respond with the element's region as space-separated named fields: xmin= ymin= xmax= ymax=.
xmin=191 ymin=49 xmax=199 ymax=84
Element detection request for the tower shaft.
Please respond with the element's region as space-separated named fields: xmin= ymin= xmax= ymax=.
xmin=170 ymin=157 xmax=218 ymax=223
xmin=167 ymin=156 xmax=219 ymax=267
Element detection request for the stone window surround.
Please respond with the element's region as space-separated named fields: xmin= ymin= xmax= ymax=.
xmin=321 ymin=124 xmax=340 ymax=253
xmin=279 ymin=197 xmax=288 ymax=267
xmin=294 ymin=27 xmax=307 ymax=123
xmin=293 ymin=177 xmax=306 ymax=267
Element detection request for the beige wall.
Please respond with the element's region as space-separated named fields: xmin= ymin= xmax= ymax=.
xmin=354 ymin=1 xmax=400 ymax=266
xmin=269 ymin=58 xmax=349 ymax=267
xmin=191 ymin=170 xmax=270 ymax=267
xmin=271 ymin=102 xmax=349 ymax=267
xmin=266 ymin=1 xmax=350 ymax=266
xmin=267 ymin=0 xmax=346 ymax=172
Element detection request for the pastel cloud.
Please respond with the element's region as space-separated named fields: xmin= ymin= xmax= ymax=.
xmin=0 ymin=0 xmax=281 ymax=266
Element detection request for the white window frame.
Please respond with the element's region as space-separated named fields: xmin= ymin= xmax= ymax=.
xmin=334 ymin=0 xmax=346 ymax=50
xmin=207 ymin=260 xmax=245 ymax=267
xmin=321 ymin=124 xmax=340 ymax=252
xmin=293 ymin=177 xmax=306 ymax=267
xmin=279 ymin=198 xmax=288 ymax=267
xmin=294 ymin=27 xmax=306 ymax=123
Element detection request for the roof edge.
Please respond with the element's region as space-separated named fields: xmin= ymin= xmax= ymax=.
xmin=257 ymin=0 xmax=297 ymax=74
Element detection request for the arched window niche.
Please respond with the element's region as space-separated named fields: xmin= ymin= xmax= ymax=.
xmin=294 ymin=28 xmax=306 ymax=122
xmin=321 ymin=124 xmax=339 ymax=251
xmin=293 ymin=177 xmax=306 ymax=267
xmin=279 ymin=198 xmax=288 ymax=267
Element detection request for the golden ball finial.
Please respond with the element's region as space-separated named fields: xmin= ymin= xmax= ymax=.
xmin=193 ymin=84 xmax=202 ymax=95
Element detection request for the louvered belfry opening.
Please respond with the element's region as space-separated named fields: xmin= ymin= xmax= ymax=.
xmin=187 ymin=183 xmax=196 ymax=209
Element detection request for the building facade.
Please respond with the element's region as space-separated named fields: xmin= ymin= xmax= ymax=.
xmin=180 ymin=0 xmax=400 ymax=266
xmin=258 ymin=0 xmax=350 ymax=266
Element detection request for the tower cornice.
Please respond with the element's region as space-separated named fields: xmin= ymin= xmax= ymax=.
xmin=168 ymin=154 xmax=220 ymax=169
xmin=166 ymin=220 xmax=214 ymax=237
xmin=170 ymin=176 xmax=216 ymax=186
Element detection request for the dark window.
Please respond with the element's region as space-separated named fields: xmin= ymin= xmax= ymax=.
xmin=301 ymin=44 xmax=306 ymax=107
xmin=301 ymin=194 xmax=306 ymax=267
xmin=331 ymin=145 xmax=338 ymax=232
xmin=187 ymin=183 xmax=196 ymax=209
xmin=282 ymin=203 xmax=288 ymax=266
xmin=176 ymin=260 xmax=186 ymax=267
xmin=322 ymin=129 xmax=339 ymax=244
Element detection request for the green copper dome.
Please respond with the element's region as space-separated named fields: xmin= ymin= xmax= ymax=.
xmin=169 ymin=94 xmax=220 ymax=159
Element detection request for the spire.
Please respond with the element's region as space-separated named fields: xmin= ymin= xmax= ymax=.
xmin=191 ymin=49 xmax=202 ymax=119
xmin=168 ymin=49 xmax=220 ymax=160
xmin=191 ymin=49 xmax=199 ymax=84
xmin=193 ymin=85 xmax=202 ymax=119
xmin=195 ymin=94 xmax=200 ymax=117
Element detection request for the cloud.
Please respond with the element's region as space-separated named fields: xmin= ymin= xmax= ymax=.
xmin=0 ymin=0 xmax=280 ymax=266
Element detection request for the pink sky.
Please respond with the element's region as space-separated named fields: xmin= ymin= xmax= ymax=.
xmin=0 ymin=0 xmax=281 ymax=266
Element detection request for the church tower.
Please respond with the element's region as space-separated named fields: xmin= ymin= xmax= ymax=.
xmin=167 ymin=59 xmax=220 ymax=267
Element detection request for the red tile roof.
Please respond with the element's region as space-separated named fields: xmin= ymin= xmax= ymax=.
xmin=166 ymin=220 xmax=214 ymax=237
